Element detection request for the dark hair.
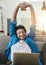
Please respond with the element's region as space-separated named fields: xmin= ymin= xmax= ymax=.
xmin=15 ymin=25 xmax=26 ymax=34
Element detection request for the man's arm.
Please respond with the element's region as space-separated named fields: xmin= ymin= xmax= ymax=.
xmin=27 ymin=4 xmax=36 ymax=40
xmin=29 ymin=4 xmax=36 ymax=26
xmin=19 ymin=2 xmax=36 ymax=40
xmin=9 ymin=3 xmax=23 ymax=37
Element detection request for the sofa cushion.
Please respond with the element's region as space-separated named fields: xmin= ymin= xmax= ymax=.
xmin=0 ymin=36 xmax=10 ymax=64
xmin=0 ymin=36 xmax=10 ymax=53
xmin=35 ymin=41 xmax=44 ymax=52
xmin=0 ymin=52 xmax=7 ymax=64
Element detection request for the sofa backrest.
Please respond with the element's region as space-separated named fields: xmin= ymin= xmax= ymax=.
xmin=0 ymin=36 xmax=44 ymax=53
xmin=0 ymin=36 xmax=10 ymax=52
xmin=35 ymin=41 xmax=44 ymax=52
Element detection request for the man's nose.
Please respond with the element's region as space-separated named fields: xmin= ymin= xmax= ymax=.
xmin=20 ymin=33 xmax=23 ymax=35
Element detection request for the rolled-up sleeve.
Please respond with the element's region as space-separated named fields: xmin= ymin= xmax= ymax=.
xmin=28 ymin=25 xmax=35 ymax=40
xmin=9 ymin=21 xmax=17 ymax=37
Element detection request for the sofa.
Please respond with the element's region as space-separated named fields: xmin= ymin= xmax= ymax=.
xmin=0 ymin=36 xmax=45 ymax=65
xmin=0 ymin=36 xmax=10 ymax=65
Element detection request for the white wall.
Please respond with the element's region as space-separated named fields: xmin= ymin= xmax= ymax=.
xmin=0 ymin=0 xmax=46 ymax=35
xmin=0 ymin=0 xmax=20 ymax=36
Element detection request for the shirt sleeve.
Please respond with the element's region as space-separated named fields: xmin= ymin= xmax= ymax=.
xmin=9 ymin=20 xmax=17 ymax=37
xmin=28 ymin=25 xmax=35 ymax=40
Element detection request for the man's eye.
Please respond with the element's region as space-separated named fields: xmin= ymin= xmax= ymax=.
xmin=18 ymin=32 xmax=21 ymax=34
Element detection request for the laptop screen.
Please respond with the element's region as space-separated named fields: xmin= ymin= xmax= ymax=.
xmin=13 ymin=53 xmax=39 ymax=65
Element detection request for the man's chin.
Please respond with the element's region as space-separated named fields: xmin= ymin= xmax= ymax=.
xmin=18 ymin=37 xmax=26 ymax=40
xmin=18 ymin=37 xmax=24 ymax=40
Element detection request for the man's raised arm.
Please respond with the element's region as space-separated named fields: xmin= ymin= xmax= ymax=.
xmin=10 ymin=3 xmax=24 ymax=37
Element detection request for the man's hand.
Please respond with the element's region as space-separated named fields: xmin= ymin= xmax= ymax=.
xmin=12 ymin=2 xmax=31 ymax=21
xmin=20 ymin=2 xmax=30 ymax=10
xmin=12 ymin=2 xmax=29 ymax=20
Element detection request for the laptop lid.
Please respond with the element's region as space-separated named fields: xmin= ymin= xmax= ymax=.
xmin=13 ymin=53 xmax=39 ymax=65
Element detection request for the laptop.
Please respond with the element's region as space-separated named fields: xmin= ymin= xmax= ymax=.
xmin=13 ymin=53 xmax=39 ymax=65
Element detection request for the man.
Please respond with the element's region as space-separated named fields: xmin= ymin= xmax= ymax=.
xmin=5 ymin=2 xmax=42 ymax=65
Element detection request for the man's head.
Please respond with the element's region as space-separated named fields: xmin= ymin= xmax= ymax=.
xmin=15 ymin=25 xmax=26 ymax=40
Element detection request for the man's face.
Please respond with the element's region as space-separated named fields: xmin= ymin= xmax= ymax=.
xmin=16 ymin=29 xmax=26 ymax=40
